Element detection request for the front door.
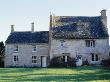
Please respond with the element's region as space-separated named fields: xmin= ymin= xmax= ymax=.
xmin=41 ymin=56 xmax=46 ymax=67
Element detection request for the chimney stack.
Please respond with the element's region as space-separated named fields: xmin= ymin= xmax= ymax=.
xmin=50 ymin=14 xmax=52 ymax=28
xmin=31 ymin=22 xmax=34 ymax=33
xmin=11 ymin=25 xmax=14 ymax=33
xmin=101 ymin=9 xmax=106 ymax=17
xmin=101 ymin=9 xmax=107 ymax=28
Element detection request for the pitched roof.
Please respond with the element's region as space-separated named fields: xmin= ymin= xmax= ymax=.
xmin=6 ymin=31 xmax=49 ymax=44
xmin=52 ymin=16 xmax=109 ymax=39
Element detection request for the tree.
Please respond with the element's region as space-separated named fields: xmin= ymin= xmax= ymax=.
xmin=0 ymin=41 xmax=5 ymax=56
xmin=0 ymin=41 xmax=5 ymax=67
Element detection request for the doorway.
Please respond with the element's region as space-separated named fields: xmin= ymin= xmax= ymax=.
xmin=41 ymin=56 xmax=46 ymax=67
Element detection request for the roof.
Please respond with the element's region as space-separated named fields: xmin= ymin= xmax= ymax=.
xmin=6 ymin=31 xmax=49 ymax=44
xmin=52 ymin=16 xmax=109 ymax=39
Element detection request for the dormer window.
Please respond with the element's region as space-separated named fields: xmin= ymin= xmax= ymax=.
xmin=14 ymin=45 xmax=18 ymax=52
xmin=86 ymin=40 xmax=95 ymax=47
xmin=32 ymin=45 xmax=37 ymax=52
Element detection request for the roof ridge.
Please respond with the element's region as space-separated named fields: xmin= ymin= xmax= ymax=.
xmin=13 ymin=31 xmax=49 ymax=33
xmin=54 ymin=16 xmax=101 ymax=18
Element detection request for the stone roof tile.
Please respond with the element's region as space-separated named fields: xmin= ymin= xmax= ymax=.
xmin=6 ymin=31 xmax=49 ymax=44
xmin=52 ymin=16 xmax=109 ymax=39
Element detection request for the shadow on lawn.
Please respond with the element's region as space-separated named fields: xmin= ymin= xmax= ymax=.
xmin=0 ymin=66 xmax=100 ymax=73
xmin=52 ymin=66 xmax=102 ymax=72
xmin=1 ymin=70 xmax=109 ymax=81
xmin=0 ymin=68 xmax=41 ymax=73
xmin=0 ymin=67 xmax=110 ymax=81
xmin=14 ymin=72 xmax=110 ymax=81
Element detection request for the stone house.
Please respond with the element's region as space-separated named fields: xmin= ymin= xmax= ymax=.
xmin=5 ymin=24 xmax=49 ymax=67
xmin=5 ymin=10 xmax=109 ymax=67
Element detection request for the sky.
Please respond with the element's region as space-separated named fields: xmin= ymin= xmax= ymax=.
xmin=0 ymin=0 xmax=110 ymax=42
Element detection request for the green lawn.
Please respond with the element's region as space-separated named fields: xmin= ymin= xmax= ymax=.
xmin=0 ymin=66 xmax=110 ymax=82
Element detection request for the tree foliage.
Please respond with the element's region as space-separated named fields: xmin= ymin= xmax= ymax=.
xmin=101 ymin=58 xmax=110 ymax=67
xmin=0 ymin=41 xmax=5 ymax=56
xmin=0 ymin=41 xmax=5 ymax=67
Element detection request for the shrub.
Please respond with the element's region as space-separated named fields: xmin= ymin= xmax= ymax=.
xmin=83 ymin=59 xmax=89 ymax=66
xmin=66 ymin=57 xmax=76 ymax=67
xmin=49 ymin=56 xmax=64 ymax=67
xmin=49 ymin=56 xmax=76 ymax=67
xmin=101 ymin=58 xmax=110 ymax=67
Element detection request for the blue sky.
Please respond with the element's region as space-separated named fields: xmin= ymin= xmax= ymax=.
xmin=0 ymin=0 xmax=110 ymax=42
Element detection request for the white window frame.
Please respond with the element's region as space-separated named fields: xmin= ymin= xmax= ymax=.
xmin=86 ymin=40 xmax=95 ymax=47
xmin=13 ymin=55 xmax=19 ymax=64
xmin=63 ymin=56 xmax=69 ymax=63
xmin=90 ymin=41 xmax=94 ymax=47
xmin=65 ymin=56 xmax=68 ymax=62
xmin=32 ymin=45 xmax=37 ymax=52
xmin=91 ymin=54 xmax=98 ymax=61
xmin=32 ymin=56 xmax=37 ymax=64
xmin=14 ymin=45 xmax=19 ymax=52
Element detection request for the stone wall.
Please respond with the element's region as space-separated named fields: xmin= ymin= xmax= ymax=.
xmin=5 ymin=43 xmax=49 ymax=67
xmin=5 ymin=39 xmax=109 ymax=67
xmin=50 ymin=39 xmax=109 ymax=64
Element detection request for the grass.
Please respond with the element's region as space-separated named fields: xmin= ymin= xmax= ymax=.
xmin=0 ymin=66 xmax=110 ymax=82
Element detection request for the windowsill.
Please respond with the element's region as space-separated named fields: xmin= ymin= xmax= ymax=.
xmin=92 ymin=60 xmax=99 ymax=62
xmin=86 ymin=46 xmax=95 ymax=47
xmin=86 ymin=47 xmax=95 ymax=48
xmin=32 ymin=63 xmax=37 ymax=64
xmin=13 ymin=62 xmax=18 ymax=64
xmin=14 ymin=51 xmax=19 ymax=53
xmin=32 ymin=51 xmax=37 ymax=52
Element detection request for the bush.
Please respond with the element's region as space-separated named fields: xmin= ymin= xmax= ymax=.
xmin=83 ymin=59 xmax=89 ymax=66
xmin=49 ymin=56 xmax=76 ymax=67
xmin=66 ymin=57 xmax=76 ymax=67
xmin=101 ymin=58 xmax=110 ymax=67
xmin=49 ymin=56 xmax=64 ymax=67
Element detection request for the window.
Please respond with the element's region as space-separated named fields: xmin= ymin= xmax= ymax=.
xmin=61 ymin=43 xmax=63 ymax=46
xmin=32 ymin=45 xmax=37 ymax=52
xmin=109 ymin=52 xmax=110 ymax=56
xmin=60 ymin=39 xmax=65 ymax=47
xmin=92 ymin=54 xmax=94 ymax=61
xmin=63 ymin=56 xmax=69 ymax=62
xmin=14 ymin=45 xmax=18 ymax=52
xmin=13 ymin=55 xmax=18 ymax=63
xmin=86 ymin=40 xmax=95 ymax=47
xmin=96 ymin=55 xmax=98 ymax=61
xmin=76 ymin=55 xmax=82 ymax=60
xmin=91 ymin=53 xmax=98 ymax=61
xmin=32 ymin=56 xmax=37 ymax=64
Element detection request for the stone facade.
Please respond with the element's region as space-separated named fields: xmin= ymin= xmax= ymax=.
xmin=5 ymin=44 xmax=49 ymax=67
xmin=50 ymin=39 xmax=109 ymax=65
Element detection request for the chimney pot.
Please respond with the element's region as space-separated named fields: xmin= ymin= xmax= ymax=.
xmin=100 ymin=9 xmax=107 ymax=29
xmin=11 ymin=25 xmax=14 ymax=33
xmin=31 ymin=22 xmax=34 ymax=33
xmin=101 ymin=9 xmax=106 ymax=17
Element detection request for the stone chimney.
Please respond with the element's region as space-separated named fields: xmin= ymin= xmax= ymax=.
xmin=101 ymin=9 xmax=106 ymax=17
xmin=11 ymin=25 xmax=14 ymax=33
xmin=31 ymin=22 xmax=34 ymax=33
xmin=101 ymin=9 xmax=107 ymax=28
xmin=50 ymin=15 xmax=52 ymax=27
